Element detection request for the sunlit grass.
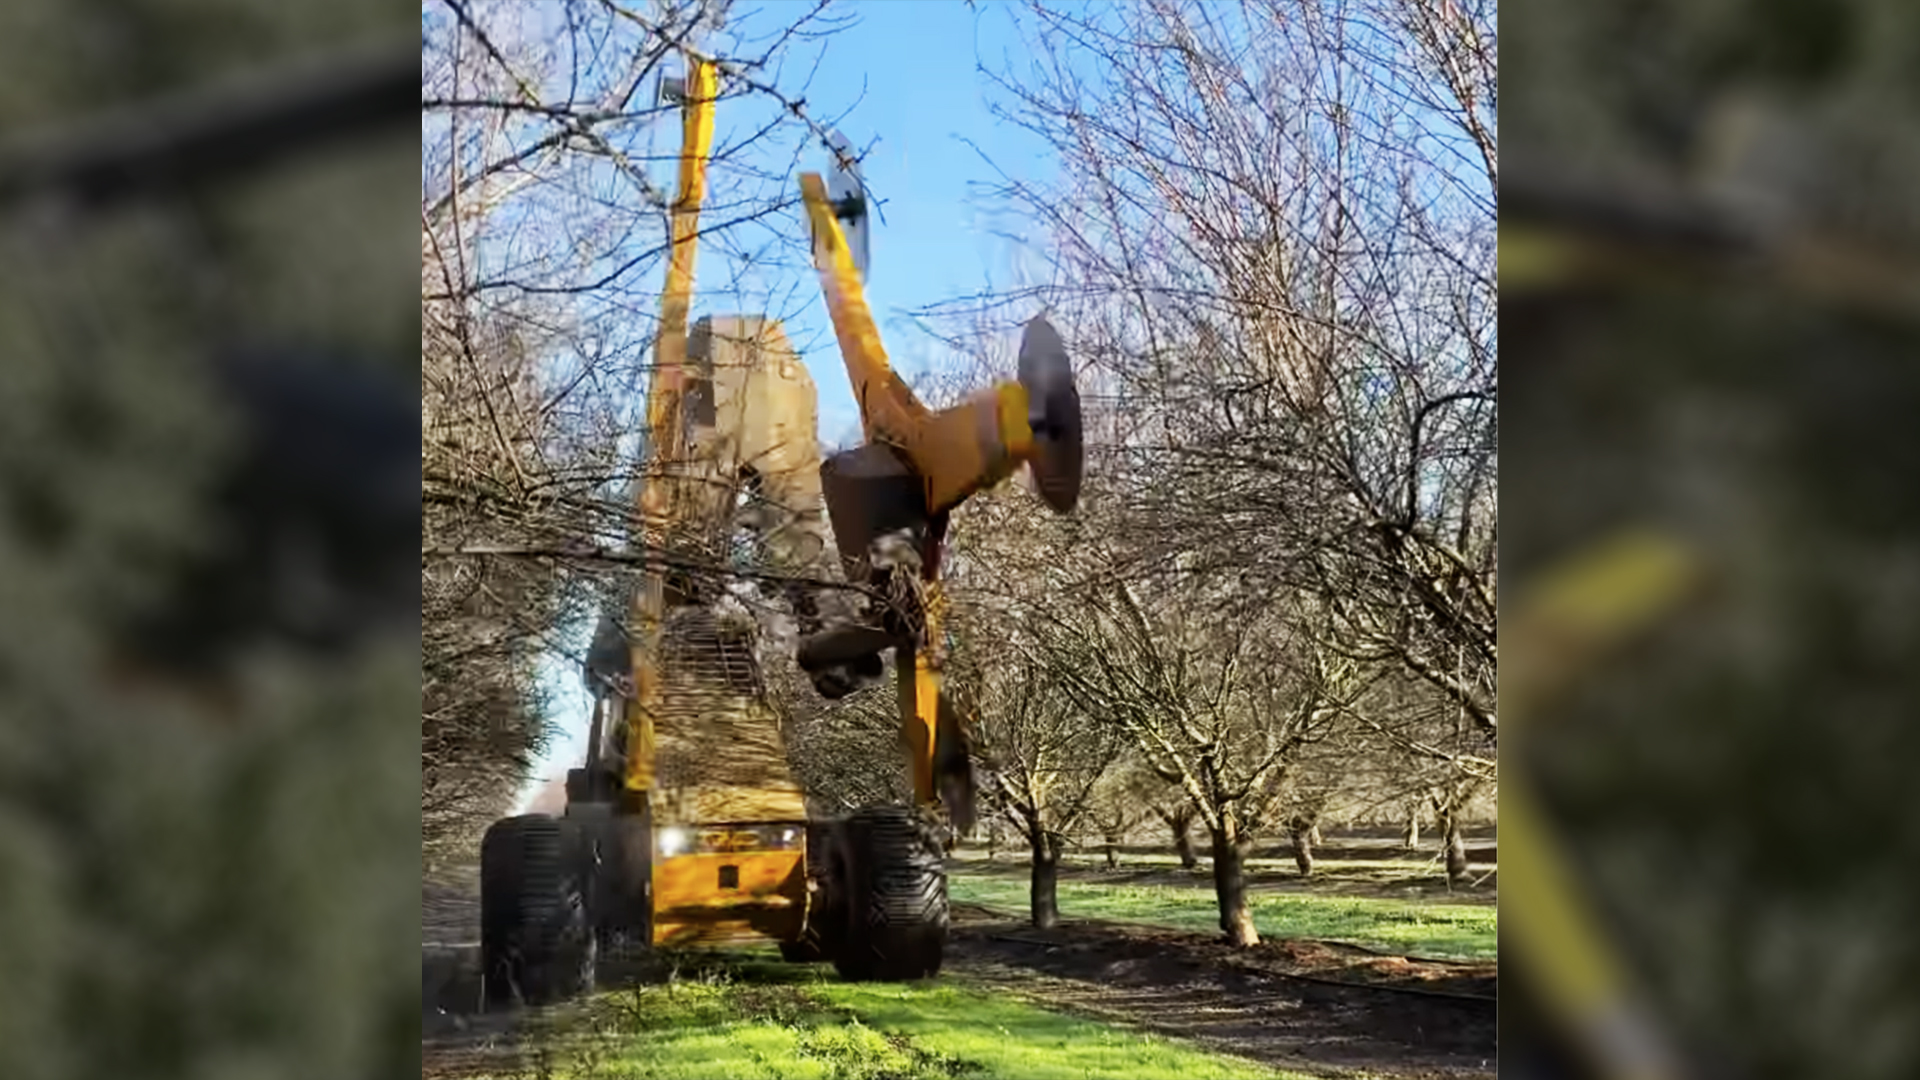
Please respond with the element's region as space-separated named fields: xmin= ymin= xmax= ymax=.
xmin=466 ymin=855 xmax=1494 ymax=1078
xmin=948 ymin=872 xmax=1497 ymax=961
xmin=809 ymin=980 xmax=1299 ymax=1080
xmin=500 ymin=953 xmax=1310 ymax=1079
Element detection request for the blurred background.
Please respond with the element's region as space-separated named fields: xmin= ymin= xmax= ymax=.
xmin=5 ymin=0 xmax=1919 ymax=1076
xmin=0 ymin=3 xmax=419 ymax=1079
xmin=1504 ymin=0 xmax=1920 ymax=1076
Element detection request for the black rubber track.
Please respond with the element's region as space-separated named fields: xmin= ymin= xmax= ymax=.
xmin=479 ymin=814 xmax=596 ymax=1007
xmin=831 ymin=805 xmax=949 ymax=982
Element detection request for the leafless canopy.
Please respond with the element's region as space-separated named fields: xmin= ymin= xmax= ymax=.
xmin=929 ymin=0 xmax=1496 ymax=740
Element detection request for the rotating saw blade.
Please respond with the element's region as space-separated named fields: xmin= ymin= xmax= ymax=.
xmin=1016 ymin=315 xmax=1083 ymax=513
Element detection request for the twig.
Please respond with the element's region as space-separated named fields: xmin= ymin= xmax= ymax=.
xmin=421 ymin=541 xmax=881 ymax=599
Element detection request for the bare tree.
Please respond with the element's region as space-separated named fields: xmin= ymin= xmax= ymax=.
xmin=943 ymin=483 xmax=1127 ymax=928
xmin=927 ymin=323 xmax=1375 ymax=944
xmin=1242 ymin=741 xmax=1348 ymax=879
xmin=1339 ymin=665 xmax=1497 ymax=866
xmin=1037 ymin=572 xmax=1359 ymax=946
xmin=1157 ymin=795 xmax=1202 ymax=871
xmin=1431 ymin=769 xmax=1484 ymax=889
xmin=952 ymin=649 xmax=1117 ymax=927
xmin=929 ymin=0 xmax=1498 ymax=748
xmin=1083 ymin=760 xmax=1158 ymax=870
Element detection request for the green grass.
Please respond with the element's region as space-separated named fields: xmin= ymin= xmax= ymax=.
xmin=948 ymin=872 xmax=1497 ymax=961
xmin=500 ymin=953 xmax=1306 ymax=1080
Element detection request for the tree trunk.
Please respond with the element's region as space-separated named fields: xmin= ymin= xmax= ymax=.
xmin=1403 ymin=806 xmax=1421 ymax=850
xmin=1208 ymin=820 xmax=1258 ymax=946
xmin=1444 ymin=815 xmax=1469 ymax=890
xmin=1102 ymin=831 xmax=1120 ymax=870
xmin=1289 ymin=822 xmax=1315 ymax=878
xmin=1029 ymin=829 xmax=1061 ymax=928
xmin=1171 ymin=809 xmax=1198 ymax=870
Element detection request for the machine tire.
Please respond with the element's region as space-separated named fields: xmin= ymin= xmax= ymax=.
xmin=830 ymin=805 xmax=948 ymax=982
xmin=479 ymin=814 xmax=596 ymax=1008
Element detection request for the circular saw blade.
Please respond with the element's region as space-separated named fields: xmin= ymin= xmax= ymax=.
xmin=1016 ymin=315 xmax=1083 ymax=513
xmin=825 ymin=131 xmax=870 ymax=281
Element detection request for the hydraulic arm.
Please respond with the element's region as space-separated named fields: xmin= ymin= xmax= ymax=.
xmin=794 ymin=169 xmax=1084 ymax=829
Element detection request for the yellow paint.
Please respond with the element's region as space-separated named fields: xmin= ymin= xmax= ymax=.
xmin=1524 ymin=531 xmax=1697 ymax=646
xmin=800 ymin=173 xmax=928 ymax=443
xmin=996 ymin=381 xmax=1034 ymax=459
xmin=653 ymin=58 xmax=720 ymax=419
xmin=629 ymin=59 xmax=719 ymax=797
xmin=652 ymin=850 xmax=802 ymax=907
xmin=914 ymin=657 xmax=943 ymax=806
xmin=800 ymin=172 xmax=1036 ymax=516
xmin=797 ymin=172 xmax=1007 ymax=814
xmin=698 ymin=827 xmax=779 ymax=854
xmin=894 ymin=595 xmax=946 ymax=809
xmin=1502 ymin=781 xmax=1629 ymax=1014
xmin=651 ymin=848 xmax=807 ymax=946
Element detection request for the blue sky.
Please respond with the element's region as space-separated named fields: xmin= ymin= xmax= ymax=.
xmin=515 ymin=0 xmax=1056 ymax=804
xmin=727 ymin=0 xmax=1056 ymax=441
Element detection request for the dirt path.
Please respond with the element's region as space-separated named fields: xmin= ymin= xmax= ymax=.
xmin=422 ymin=885 xmax=1494 ymax=1079
xmin=944 ymin=902 xmax=1495 ymax=1078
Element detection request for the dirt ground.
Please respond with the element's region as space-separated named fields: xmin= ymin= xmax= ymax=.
xmin=424 ymin=876 xmax=1494 ymax=1079
xmin=423 ymin=880 xmax=524 ymax=1079
xmin=945 ymin=902 xmax=1494 ymax=1078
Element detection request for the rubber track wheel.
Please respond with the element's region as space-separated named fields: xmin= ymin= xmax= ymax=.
xmin=479 ymin=815 xmax=595 ymax=1007
xmin=831 ymin=805 xmax=948 ymax=982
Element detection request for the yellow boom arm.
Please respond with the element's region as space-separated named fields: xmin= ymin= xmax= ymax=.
xmin=799 ymin=174 xmax=1035 ymax=515
xmin=798 ymin=172 xmax=1056 ymax=819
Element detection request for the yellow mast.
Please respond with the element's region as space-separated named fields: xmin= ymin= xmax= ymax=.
xmin=626 ymin=58 xmax=719 ymax=802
